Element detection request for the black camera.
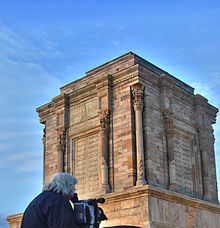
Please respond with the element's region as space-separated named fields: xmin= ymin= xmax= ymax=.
xmin=71 ymin=195 xmax=108 ymax=228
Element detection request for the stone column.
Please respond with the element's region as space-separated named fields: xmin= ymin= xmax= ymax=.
xmin=99 ymin=109 xmax=110 ymax=192
xmin=42 ymin=127 xmax=46 ymax=185
xmin=162 ymin=109 xmax=177 ymax=191
xmin=131 ymin=83 xmax=147 ymax=186
xmin=197 ymin=127 xmax=210 ymax=200
xmin=159 ymin=74 xmax=177 ymax=191
xmin=56 ymin=127 xmax=66 ymax=172
xmin=194 ymin=94 xmax=218 ymax=203
xmin=53 ymin=93 xmax=69 ymax=173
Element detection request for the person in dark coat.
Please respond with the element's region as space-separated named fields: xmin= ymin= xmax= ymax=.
xmin=21 ymin=173 xmax=79 ymax=228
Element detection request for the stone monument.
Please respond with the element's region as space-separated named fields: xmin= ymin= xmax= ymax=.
xmin=7 ymin=52 xmax=220 ymax=227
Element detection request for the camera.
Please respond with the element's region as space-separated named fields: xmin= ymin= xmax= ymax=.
xmin=71 ymin=195 xmax=108 ymax=228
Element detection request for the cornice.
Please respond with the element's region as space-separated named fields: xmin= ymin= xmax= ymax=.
xmin=86 ymin=52 xmax=135 ymax=76
xmin=193 ymin=94 xmax=218 ymax=123
xmin=113 ymin=73 xmax=139 ymax=88
xmin=68 ymin=84 xmax=97 ymax=103
xmin=112 ymin=64 xmax=139 ymax=79
xmin=112 ymin=65 xmax=139 ymax=88
xmin=36 ymin=101 xmax=52 ymax=114
xmin=6 ymin=213 xmax=23 ymax=223
xmin=138 ymin=64 xmax=161 ymax=83
xmin=102 ymin=185 xmax=220 ymax=213
xmin=69 ymin=124 xmax=100 ymax=140
xmin=36 ymin=102 xmax=54 ymax=124
xmin=173 ymin=126 xmax=195 ymax=140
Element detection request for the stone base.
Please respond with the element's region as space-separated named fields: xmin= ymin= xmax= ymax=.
xmin=6 ymin=185 xmax=220 ymax=228
xmin=99 ymin=185 xmax=220 ymax=228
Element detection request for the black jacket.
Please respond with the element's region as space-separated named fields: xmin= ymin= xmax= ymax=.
xmin=21 ymin=191 xmax=79 ymax=228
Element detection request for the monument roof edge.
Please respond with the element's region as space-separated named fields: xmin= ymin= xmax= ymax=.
xmin=36 ymin=101 xmax=52 ymax=113
xmin=60 ymin=75 xmax=87 ymax=92
xmin=60 ymin=52 xmax=135 ymax=92
xmin=86 ymin=51 xmax=135 ymax=76
xmin=60 ymin=52 xmax=194 ymax=94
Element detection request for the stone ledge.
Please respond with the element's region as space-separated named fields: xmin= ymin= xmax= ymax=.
xmin=102 ymin=185 xmax=220 ymax=214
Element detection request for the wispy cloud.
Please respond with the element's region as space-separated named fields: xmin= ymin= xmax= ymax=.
xmin=0 ymin=22 xmax=62 ymax=98
xmin=0 ymin=131 xmax=41 ymax=140
xmin=191 ymin=82 xmax=214 ymax=100
xmin=16 ymin=159 xmax=42 ymax=173
xmin=5 ymin=150 xmax=42 ymax=173
xmin=6 ymin=151 xmax=40 ymax=161
xmin=0 ymin=143 xmax=13 ymax=151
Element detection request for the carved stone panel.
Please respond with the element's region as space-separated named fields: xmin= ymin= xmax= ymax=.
xmin=174 ymin=135 xmax=193 ymax=194
xmin=70 ymin=99 xmax=98 ymax=125
xmin=72 ymin=134 xmax=99 ymax=194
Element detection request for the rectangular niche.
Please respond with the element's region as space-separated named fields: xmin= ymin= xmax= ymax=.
xmin=71 ymin=133 xmax=99 ymax=194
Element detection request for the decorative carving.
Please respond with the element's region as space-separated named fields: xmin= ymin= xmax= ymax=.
xmin=56 ymin=127 xmax=66 ymax=172
xmin=138 ymin=159 xmax=145 ymax=180
xmin=131 ymin=83 xmax=144 ymax=111
xmin=59 ymin=129 xmax=66 ymax=152
xmin=42 ymin=127 xmax=46 ymax=143
xmin=74 ymin=135 xmax=99 ymax=194
xmin=99 ymin=109 xmax=110 ymax=131
xmin=162 ymin=109 xmax=174 ymax=133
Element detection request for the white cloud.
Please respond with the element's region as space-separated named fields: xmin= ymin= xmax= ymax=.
xmin=0 ymin=118 xmax=36 ymax=123
xmin=6 ymin=151 xmax=40 ymax=162
xmin=0 ymin=143 xmax=12 ymax=151
xmin=16 ymin=159 xmax=42 ymax=173
xmin=0 ymin=22 xmax=62 ymax=97
xmin=0 ymin=22 xmax=62 ymax=64
xmin=5 ymin=150 xmax=42 ymax=173
xmin=191 ymin=82 xmax=214 ymax=100
xmin=0 ymin=131 xmax=41 ymax=140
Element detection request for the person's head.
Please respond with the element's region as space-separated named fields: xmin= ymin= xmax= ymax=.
xmin=43 ymin=173 xmax=78 ymax=199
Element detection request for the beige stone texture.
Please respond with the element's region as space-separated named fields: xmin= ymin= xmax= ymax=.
xmin=100 ymin=185 xmax=220 ymax=228
xmin=6 ymin=213 xmax=23 ymax=228
xmin=7 ymin=52 xmax=219 ymax=227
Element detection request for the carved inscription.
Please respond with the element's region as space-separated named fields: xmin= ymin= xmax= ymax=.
xmin=105 ymin=204 xmax=141 ymax=220
xmin=174 ymin=136 xmax=193 ymax=194
xmin=74 ymin=134 xmax=99 ymax=194
xmin=70 ymin=99 xmax=98 ymax=125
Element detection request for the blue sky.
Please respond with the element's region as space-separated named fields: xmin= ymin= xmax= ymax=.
xmin=0 ymin=0 xmax=220 ymax=227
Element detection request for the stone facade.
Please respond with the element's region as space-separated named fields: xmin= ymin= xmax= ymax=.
xmin=7 ymin=52 xmax=220 ymax=227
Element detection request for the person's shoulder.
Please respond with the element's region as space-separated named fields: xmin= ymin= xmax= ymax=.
xmin=42 ymin=191 xmax=68 ymax=203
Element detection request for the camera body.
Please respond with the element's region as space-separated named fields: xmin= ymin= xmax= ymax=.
xmin=73 ymin=198 xmax=107 ymax=228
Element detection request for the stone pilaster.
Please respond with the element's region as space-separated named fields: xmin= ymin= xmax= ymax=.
xmin=42 ymin=127 xmax=46 ymax=185
xmin=99 ymin=109 xmax=110 ymax=192
xmin=194 ymin=94 xmax=218 ymax=203
xmin=162 ymin=109 xmax=177 ymax=191
xmin=56 ymin=126 xmax=66 ymax=172
xmin=159 ymin=74 xmax=177 ymax=191
xmin=197 ymin=126 xmax=211 ymax=201
xmin=95 ymin=74 xmax=112 ymax=193
xmin=52 ymin=93 xmax=69 ymax=173
xmin=131 ymin=83 xmax=147 ymax=186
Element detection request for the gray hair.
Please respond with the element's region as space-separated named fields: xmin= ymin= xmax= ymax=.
xmin=43 ymin=173 xmax=78 ymax=199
